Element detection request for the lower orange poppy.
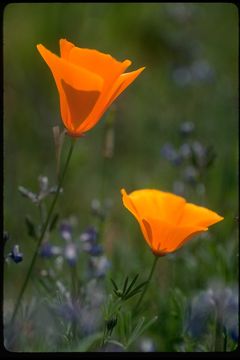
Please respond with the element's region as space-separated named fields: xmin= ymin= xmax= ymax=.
xmin=121 ymin=189 xmax=224 ymax=256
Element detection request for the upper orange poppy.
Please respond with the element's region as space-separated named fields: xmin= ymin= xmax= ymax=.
xmin=121 ymin=189 xmax=224 ymax=256
xmin=37 ymin=39 xmax=145 ymax=136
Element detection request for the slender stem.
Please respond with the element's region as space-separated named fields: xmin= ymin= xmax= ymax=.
xmin=135 ymin=255 xmax=159 ymax=314
xmin=71 ymin=265 xmax=77 ymax=300
xmin=70 ymin=265 xmax=77 ymax=341
xmin=223 ymin=327 xmax=227 ymax=352
xmin=10 ymin=138 xmax=76 ymax=324
xmin=214 ymin=317 xmax=223 ymax=351
xmin=38 ymin=203 xmax=43 ymax=225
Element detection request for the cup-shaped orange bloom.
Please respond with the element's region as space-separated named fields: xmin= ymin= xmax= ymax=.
xmin=37 ymin=39 xmax=145 ymax=136
xmin=121 ymin=189 xmax=224 ymax=256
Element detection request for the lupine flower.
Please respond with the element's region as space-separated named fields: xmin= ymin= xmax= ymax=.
xmin=59 ymin=221 xmax=72 ymax=242
xmin=185 ymin=284 xmax=239 ymax=342
xmin=39 ymin=242 xmax=62 ymax=258
xmin=56 ymin=302 xmax=78 ymax=322
xmin=161 ymin=143 xmax=182 ymax=166
xmin=121 ymin=189 xmax=223 ymax=256
xmin=80 ymin=226 xmax=98 ymax=243
xmin=80 ymin=227 xmax=103 ymax=256
xmin=37 ymin=39 xmax=145 ymax=136
xmin=209 ymin=283 xmax=239 ymax=342
xmin=8 ymin=245 xmax=23 ymax=263
xmin=64 ymin=243 xmax=78 ymax=266
xmin=179 ymin=143 xmax=192 ymax=159
xmin=183 ymin=165 xmax=198 ymax=185
xmin=89 ymin=255 xmax=110 ymax=278
xmin=185 ymin=289 xmax=215 ymax=338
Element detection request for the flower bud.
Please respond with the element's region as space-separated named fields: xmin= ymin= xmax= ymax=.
xmin=9 ymin=245 xmax=23 ymax=264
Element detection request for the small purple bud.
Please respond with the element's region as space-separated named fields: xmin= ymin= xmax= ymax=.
xmin=60 ymin=221 xmax=72 ymax=242
xmin=38 ymin=175 xmax=49 ymax=193
xmin=39 ymin=242 xmax=62 ymax=258
xmin=64 ymin=243 xmax=77 ymax=266
xmin=89 ymin=256 xmax=110 ymax=278
xmin=161 ymin=143 xmax=182 ymax=165
xmin=183 ymin=166 xmax=198 ymax=185
xmin=9 ymin=245 xmax=23 ymax=264
xmin=80 ymin=227 xmax=98 ymax=243
xmin=39 ymin=242 xmax=53 ymax=258
xmin=80 ymin=227 xmax=102 ymax=256
xmin=91 ymin=199 xmax=106 ymax=220
xmin=87 ymin=244 xmax=103 ymax=257
xmin=179 ymin=122 xmax=195 ymax=137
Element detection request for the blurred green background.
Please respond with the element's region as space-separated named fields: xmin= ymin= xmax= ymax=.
xmin=4 ymin=3 xmax=238 ymax=351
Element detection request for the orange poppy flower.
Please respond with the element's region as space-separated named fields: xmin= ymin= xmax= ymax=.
xmin=37 ymin=39 xmax=145 ymax=137
xmin=121 ymin=189 xmax=223 ymax=256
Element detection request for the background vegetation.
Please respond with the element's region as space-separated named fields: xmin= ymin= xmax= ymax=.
xmin=4 ymin=3 xmax=238 ymax=352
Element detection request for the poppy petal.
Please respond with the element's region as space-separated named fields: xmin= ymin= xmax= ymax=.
xmin=121 ymin=188 xmax=141 ymax=220
xmin=121 ymin=189 xmax=150 ymax=242
xmin=100 ymin=67 xmax=146 ymax=115
xmin=121 ymin=188 xmax=223 ymax=256
xmin=68 ymin=46 xmax=132 ymax=134
xmin=69 ymin=46 xmax=131 ymax=89
xmin=180 ymin=203 xmax=224 ymax=228
xmin=37 ymin=44 xmax=103 ymax=131
xmin=61 ymin=81 xmax=101 ymax=133
xmin=121 ymin=189 xmax=186 ymax=224
xmin=142 ymin=217 xmax=206 ymax=255
xmin=60 ymin=39 xmax=74 ymax=60
xmin=78 ymin=66 xmax=144 ymax=134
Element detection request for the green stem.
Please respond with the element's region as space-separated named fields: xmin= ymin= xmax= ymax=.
xmin=214 ymin=317 xmax=223 ymax=351
xmin=135 ymin=255 xmax=159 ymax=314
xmin=71 ymin=265 xmax=77 ymax=300
xmin=70 ymin=265 xmax=77 ymax=341
xmin=10 ymin=138 xmax=76 ymax=324
xmin=38 ymin=203 xmax=43 ymax=225
xmin=223 ymin=327 xmax=227 ymax=352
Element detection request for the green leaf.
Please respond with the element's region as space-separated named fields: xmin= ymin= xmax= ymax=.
xmin=110 ymin=278 xmax=118 ymax=291
xmin=124 ymin=281 xmax=148 ymax=300
xmin=127 ymin=317 xmax=145 ymax=347
xmin=107 ymin=339 xmax=126 ymax=350
xmin=18 ymin=186 xmax=38 ymax=203
xmin=122 ymin=276 xmax=129 ymax=294
xmin=127 ymin=316 xmax=158 ymax=348
xmin=73 ymin=332 xmax=103 ymax=352
xmin=124 ymin=289 xmax=142 ymax=301
xmin=125 ymin=274 xmax=139 ymax=296
xmin=140 ymin=315 xmax=158 ymax=335
xmin=117 ymin=311 xmax=126 ymax=343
